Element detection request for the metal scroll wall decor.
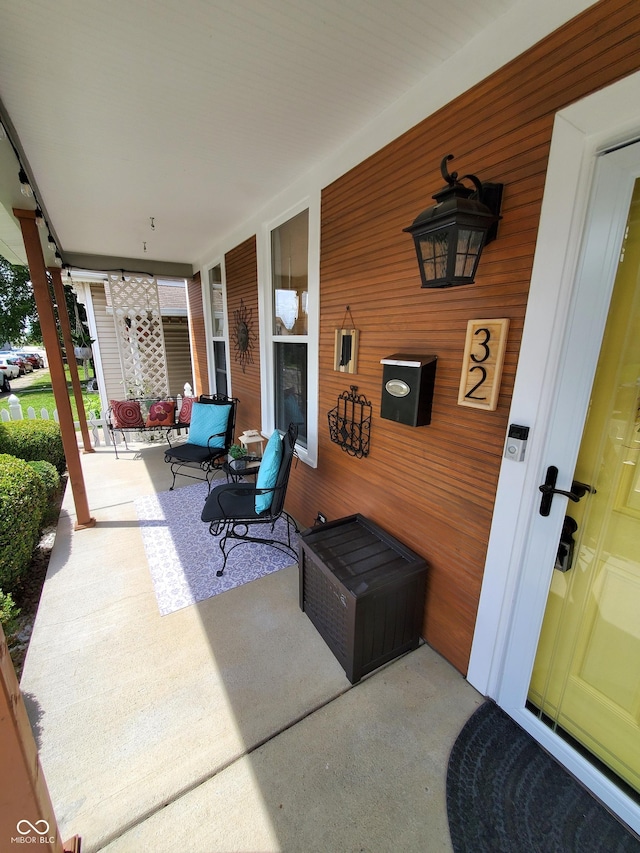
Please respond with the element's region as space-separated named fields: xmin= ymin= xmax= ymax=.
xmin=327 ymin=385 xmax=372 ymax=457
xmin=109 ymin=273 xmax=169 ymax=398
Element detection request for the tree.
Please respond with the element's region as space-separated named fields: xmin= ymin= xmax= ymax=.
xmin=0 ymin=257 xmax=92 ymax=350
xmin=0 ymin=257 xmax=38 ymax=346
xmin=27 ymin=276 xmax=91 ymax=349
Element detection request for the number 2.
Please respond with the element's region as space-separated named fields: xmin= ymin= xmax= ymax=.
xmin=465 ymin=365 xmax=488 ymax=400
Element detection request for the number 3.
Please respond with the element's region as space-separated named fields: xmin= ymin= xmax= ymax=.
xmin=470 ymin=327 xmax=491 ymax=363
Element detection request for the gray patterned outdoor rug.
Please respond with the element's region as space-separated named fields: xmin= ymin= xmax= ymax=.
xmin=446 ymin=701 xmax=640 ymax=853
xmin=134 ymin=480 xmax=297 ymax=616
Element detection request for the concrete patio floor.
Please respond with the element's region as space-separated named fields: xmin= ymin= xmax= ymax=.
xmin=20 ymin=439 xmax=483 ymax=853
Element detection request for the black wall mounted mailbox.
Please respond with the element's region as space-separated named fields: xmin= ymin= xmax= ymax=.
xmin=380 ymin=354 xmax=437 ymax=426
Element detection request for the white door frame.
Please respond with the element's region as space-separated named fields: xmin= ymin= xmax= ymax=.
xmin=467 ymin=69 xmax=640 ymax=834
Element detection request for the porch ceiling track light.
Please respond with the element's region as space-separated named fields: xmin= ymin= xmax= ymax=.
xmin=18 ymin=167 xmax=33 ymax=197
xmin=404 ymin=154 xmax=503 ymax=288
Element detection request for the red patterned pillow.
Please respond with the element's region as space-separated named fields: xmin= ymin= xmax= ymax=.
xmin=145 ymin=400 xmax=176 ymax=427
xmin=178 ymin=396 xmax=197 ymax=424
xmin=110 ymin=400 xmax=144 ymax=428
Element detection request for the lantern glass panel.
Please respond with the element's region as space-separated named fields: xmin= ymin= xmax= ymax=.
xmin=455 ymin=228 xmax=484 ymax=278
xmin=418 ymin=228 xmax=450 ymax=282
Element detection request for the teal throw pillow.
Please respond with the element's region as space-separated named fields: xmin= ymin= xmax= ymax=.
xmin=188 ymin=402 xmax=231 ymax=448
xmin=255 ymin=430 xmax=283 ymax=514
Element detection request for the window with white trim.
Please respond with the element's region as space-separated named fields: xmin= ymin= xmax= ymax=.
xmin=262 ymin=201 xmax=318 ymax=466
xmin=208 ymin=263 xmax=228 ymax=395
xmin=271 ymin=209 xmax=309 ymax=446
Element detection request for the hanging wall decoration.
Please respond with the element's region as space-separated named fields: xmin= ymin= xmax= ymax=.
xmin=457 ymin=318 xmax=509 ymax=411
xmin=334 ymin=305 xmax=359 ymax=374
xmin=233 ymin=298 xmax=257 ymax=373
xmin=328 ymin=385 xmax=372 ymax=457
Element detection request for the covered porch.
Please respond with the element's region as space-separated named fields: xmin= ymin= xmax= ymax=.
xmin=4 ymin=0 xmax=640 ymax=844
xmin=21 ymin=439 xmax=480 ymax=852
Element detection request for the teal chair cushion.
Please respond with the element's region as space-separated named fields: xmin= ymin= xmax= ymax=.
xmin=189 ymin=402 xmax=231 ymax=448
xmin=255 ymin=430 xmax=283 ymax=514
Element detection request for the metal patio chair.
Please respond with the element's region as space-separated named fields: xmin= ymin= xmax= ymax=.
xmin=164 ymin=394 xmax=238 ymax=493
xmin=200 ymin=423 xmax=298 ymax=576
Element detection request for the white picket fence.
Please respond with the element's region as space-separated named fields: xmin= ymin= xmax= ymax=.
xmin=0 ymin=394 xmax=111 ymax=446
xmin=1 ymin=391 xmax=188 ymax=448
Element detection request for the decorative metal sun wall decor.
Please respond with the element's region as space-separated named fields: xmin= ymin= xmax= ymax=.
xmin=233 ymin=298 xmax=257 ymax=372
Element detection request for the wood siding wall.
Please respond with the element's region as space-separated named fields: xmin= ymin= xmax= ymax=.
xmin=162 ymin=317 xmax=193 ymax=397
xmin=285 ymin=0 xmax=640 ymax=674
xmin=186 ymin=273 xmax=210 ymax=395
xmin=225 ymin=237 xmax=261 ymax=437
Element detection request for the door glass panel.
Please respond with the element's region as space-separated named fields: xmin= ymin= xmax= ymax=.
xmin=528 ymin=179 xmax=640 ymax=795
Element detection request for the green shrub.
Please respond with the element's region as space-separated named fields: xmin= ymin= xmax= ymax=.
xmin=26 ymin=460 xmax=61 ymax=524
xmin=0 ymin=420 xmax=66 ymax=473
xmin=0 ymin=454 xmax=46 ymax=592
xmin=0 ymin=589 xmax=20 ymax=634
xmin=26 ymin=460 xmax=60 ymax=498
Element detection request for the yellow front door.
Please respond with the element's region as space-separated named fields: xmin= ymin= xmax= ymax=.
xmin=528 ymin=179 xmax=640 ymax=794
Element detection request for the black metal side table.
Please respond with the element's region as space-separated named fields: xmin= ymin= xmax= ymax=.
xmin=225 ymin=455 xmax=261 ymax=482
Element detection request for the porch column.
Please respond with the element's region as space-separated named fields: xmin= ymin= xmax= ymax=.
xmin=48 ymin=266 xmax=94 ymax=454
xmin=0 ymin=624 xmax=80 ymax=852
xmin=13 ymin=209 xmax=95 ymax=529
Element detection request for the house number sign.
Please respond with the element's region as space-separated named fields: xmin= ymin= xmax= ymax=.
xmin=457 ymin=318 xmax=509 ymax=411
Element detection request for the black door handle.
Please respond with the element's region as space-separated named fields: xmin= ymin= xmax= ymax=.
xmin=539 ymin=466 xmax=596 ymax=516
xmin=556 ymin=515 xmax=579 ymax=572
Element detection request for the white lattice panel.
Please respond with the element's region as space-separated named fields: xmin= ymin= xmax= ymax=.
xmin=108 ymin=274 xmax=169 ymax=398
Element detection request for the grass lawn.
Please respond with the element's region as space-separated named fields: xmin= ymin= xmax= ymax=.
xmin=0 ymin=367 xmax=102 ymax=421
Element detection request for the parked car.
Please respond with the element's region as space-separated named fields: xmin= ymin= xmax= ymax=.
xmin=5 ymin=355 xmax=32 ymax=374
xmin=0 ymin=352 xmax=23 ymax=375
xmin=0 ymin=356 xmax=20 ymax=380
xmin=0 ymin=366 xmax=10 ymax=392
xmin=17 ymin=351 xmax=43 ymax=369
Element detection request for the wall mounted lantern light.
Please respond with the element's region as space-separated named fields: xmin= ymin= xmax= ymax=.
xmin=404 ymin=154 xmax=503 ymax=288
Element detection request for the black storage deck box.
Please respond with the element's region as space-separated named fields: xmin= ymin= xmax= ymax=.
xmin=299 ymin=514 xmax=428 ymax=683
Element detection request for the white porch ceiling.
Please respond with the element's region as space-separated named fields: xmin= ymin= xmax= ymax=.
xmin=0 ymin=0 xmax=589 ymax=273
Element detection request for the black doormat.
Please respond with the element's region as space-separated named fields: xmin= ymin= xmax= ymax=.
xmin=446 ymin=701 xmax=640 ymax=853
